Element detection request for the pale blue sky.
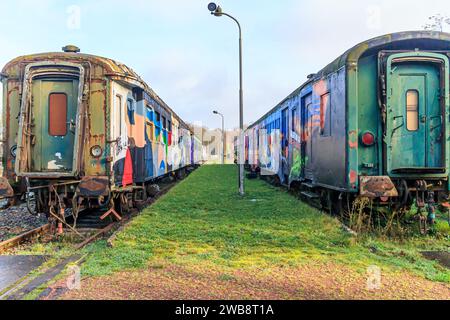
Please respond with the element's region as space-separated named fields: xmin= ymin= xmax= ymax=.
xmin=1 ymin=0 xmax=449 ymax=129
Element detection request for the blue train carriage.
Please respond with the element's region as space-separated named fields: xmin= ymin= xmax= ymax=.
xmin=0 ymin=45 xmax=197 ymax=217
xmin=245 ymin=31 xmax=450 ymax=221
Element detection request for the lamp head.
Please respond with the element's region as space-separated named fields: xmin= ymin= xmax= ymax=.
xmin=208 ymin=2 xmax=217 ymax=12
xmin=208 ymin=3 xmax=223 ymax=16
xmin=213 ymin=111 xmax=218 ymax=114
xmin=214 ymin=6 xmax=223 ymax=16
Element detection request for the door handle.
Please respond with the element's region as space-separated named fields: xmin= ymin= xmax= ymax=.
xmin=68 ymin=119 xmax=76 ymax=134
xmin=391 ymin=116 xmax=404 ymax=139
xmin=392 ymin=115 xmax=404 ymax=127
xmin=420 ymin=115 xmax=427 ymax=123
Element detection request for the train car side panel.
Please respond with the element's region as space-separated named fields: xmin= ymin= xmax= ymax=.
xmin=86 ymin=77 xmax=108 ymax=177
xmin=110 ymin=82 xmax=132 ymax=187
xmin=356 ymin=55 xmax=382 ymax=178
xmin=300 ymin=69 xmax=348 ymax=190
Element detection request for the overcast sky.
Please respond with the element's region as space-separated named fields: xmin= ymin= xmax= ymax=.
xmin=1 ymin=0 xmax=449 ymax=129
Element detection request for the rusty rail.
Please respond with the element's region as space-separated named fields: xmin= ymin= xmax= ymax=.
xmin=0 ymin=224 xmax=51 ymax=253
xmin=74 ymin=223 xmax=117 ymax=250
xmin=80 ymin=181 xmax=179 ymax=249
xmin=0 ymin=173 xmax=184 ymax=254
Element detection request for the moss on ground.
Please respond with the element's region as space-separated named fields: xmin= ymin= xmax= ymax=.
xmin=78 ymin=165 xmax=449 ymax=283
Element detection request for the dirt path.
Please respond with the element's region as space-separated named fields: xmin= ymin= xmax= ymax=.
xmin=59 ymin=262 xmax=450 ymax=300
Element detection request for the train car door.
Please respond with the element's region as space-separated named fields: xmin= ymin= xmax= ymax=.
xmin=281 ymin=108 xmax=289 ymax=181
xmin=301 ymin=94 xmax=313 ymax=180
xmin=289 ymin=103 xmax=301 ymax=182
xmin=31 ymin=78 xmax=79 ymax=173
xmin=386 ymin=53 xmax=448 ymax=175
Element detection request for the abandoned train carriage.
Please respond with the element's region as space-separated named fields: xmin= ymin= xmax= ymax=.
xmin=0 ymin=45 xmax=202 ymax=216
xmin=245 ymin=31 xmax=450 ymax=220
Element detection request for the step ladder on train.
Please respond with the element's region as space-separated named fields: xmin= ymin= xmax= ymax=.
xmin=299 ymin=182 xmax=322 ymax=210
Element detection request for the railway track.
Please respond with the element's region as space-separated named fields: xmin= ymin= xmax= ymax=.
xmin=0 ymin=177 xmax=181 ymax=300
xmin=0 ymin=224 xmax=51 ymax=254
xmin=0 ymin=177 xmax=180 ymax=253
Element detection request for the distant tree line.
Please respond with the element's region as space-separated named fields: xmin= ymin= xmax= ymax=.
xmin=423 ymin=14 xmax=450 ymax=32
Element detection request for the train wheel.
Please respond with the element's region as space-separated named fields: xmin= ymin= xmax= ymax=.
xmin=119 ymin=193 xmax=133 ymax=215
xmin=176 ymin=169 xmax=187 ymax=180
xmin=146 ymin=184 xmax=160 ymax=198
xmin=328 ymin=191 xmax=344 ymax=216
xmin=25 ymin=193 xmax=40 ymax=216
xmin=320 ymin=190 xmax=329 ymax=212
xmin=396 ymin=179 xmax=409 ymax=208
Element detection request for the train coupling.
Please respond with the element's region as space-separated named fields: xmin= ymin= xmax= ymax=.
xmin=415 ymin=180 xmax=437 ymax=232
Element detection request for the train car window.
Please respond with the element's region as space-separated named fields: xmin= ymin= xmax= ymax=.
xmin=146 ymin=105 xmax=154 ymax=122
xmin=145 ymin=106 xmax=154 ymax=142
xmin=256 ymin=129 xmax=259 ymax=149
xmin=127 ymin=99 xmax=135 ymax=125
xmin=291 ymin=108 xmax=297 ymax=131
xmin=115 ymin=94 xmax=123 ymax=137
xmin=168 ymin=121 xmax=172 ymax=145
xmin=49 ymin=93 xmax=68 ymax=136
xmin=154 ymin=111 xmax=161 ymax=139
xmin=320 ymin=93 xmax=331 ymax=136
xmin=146 ymin=122 xmax=155 ymax=142
xmin=406 ymin=90 xmax=419 ymax=131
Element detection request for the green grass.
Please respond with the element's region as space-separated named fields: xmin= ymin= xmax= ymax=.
xmin=435 ymin=211 xmax=450 ymax=235
xmin=79 ymin=165 xmax=449 ymax=283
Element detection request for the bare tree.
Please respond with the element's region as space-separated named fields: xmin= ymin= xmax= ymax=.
xmin=423 ymin=14 xmax=450 ymax=32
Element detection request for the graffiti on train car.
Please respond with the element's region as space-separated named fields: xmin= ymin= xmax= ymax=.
xmin=108 ymin=82 xmax=197 ymax=188
xmin=244 ymin=31 xmax=450 ymax=233
xmin=0 ymin=47 xmax=205 ymax=222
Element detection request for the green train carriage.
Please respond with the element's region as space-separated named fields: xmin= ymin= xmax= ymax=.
xmin=245 ymin=31 xmax=450 ymax=226
xmin=0 ymin=45 xmax=202 ymax=221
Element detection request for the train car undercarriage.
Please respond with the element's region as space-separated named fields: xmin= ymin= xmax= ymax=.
xmin=0 ymin=166 xmax=197 ymax=235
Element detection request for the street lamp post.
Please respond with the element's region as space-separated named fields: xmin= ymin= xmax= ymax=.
xmin=213 ymin=110 xmax=225 ymax=165
xmin=208 ymin=2 xmax=245 ymax=196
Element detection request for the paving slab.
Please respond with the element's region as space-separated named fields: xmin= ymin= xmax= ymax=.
xmin=0 ymin=255 xmax=48 ymax=293
xmin=6 ymin=255 xmax=83 ymax=300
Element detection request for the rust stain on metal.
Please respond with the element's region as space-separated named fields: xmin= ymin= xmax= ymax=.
xmin=360 ymin=176 xmax=399 ymax=198
xmin=349 ymin=130 xmax=358 ymax=149
xmin=349 ymin=170 xmax=358 ymax=185
xmin=77 ymin=176 xmax=109 ymax=197
xmin=0 ymin=177 xmax=14 ymax=197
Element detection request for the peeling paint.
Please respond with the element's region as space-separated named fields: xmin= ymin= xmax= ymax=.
xmin=349 ymin=170 xmax=358 ymax=185
xmin=349 ymin=130 xmax=358 ymax=149
xmin=47 ymin=160 xmax=64 ymax=170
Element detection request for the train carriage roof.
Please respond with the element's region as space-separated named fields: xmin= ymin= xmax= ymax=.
xmin=248 ymin=31 xmax=450 ymax=130
xmin=317 ymin=30 xmax=450 ymax=77
xmin=1 ymin=50 xmax=191 ymax=131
